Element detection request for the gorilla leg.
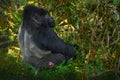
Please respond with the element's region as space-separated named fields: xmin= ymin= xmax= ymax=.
xmin=27 ymin=54 xmax=65 ymax=70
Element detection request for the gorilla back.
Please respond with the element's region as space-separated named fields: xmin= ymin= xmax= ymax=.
xmin=18 ymin=5 xmax=75 ymax=70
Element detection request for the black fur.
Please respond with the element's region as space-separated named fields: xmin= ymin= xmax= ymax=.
xmin=22 ymin=5 xmax=75 ymax=59
xmin=23 ymin=5 xmax=48 ymax=21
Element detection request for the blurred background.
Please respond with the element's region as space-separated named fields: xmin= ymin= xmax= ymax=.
xmin=0 ymin=0 xmax=120 ymax=80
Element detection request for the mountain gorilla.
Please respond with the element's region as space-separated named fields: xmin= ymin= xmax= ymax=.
xmin=18 ymin=5 xmax=75 ymax=70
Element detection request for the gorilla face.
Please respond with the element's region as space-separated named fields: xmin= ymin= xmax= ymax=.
xmin=32 ymin=13 xmax=55 ymax=28
xmin=23 ymin=5 xmax=55 ymax=29
xmin=44 ymin=14 xmax=55 ymax=28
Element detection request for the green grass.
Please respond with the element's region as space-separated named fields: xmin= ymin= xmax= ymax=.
xmin=0 ymin=52 xmax=83 ymax=80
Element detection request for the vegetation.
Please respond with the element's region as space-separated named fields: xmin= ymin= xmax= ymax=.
xmin=0 ymin=0 xmax=120 ymax=80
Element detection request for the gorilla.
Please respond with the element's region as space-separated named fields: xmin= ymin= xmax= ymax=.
xmin=18 ymin=5 xmax=75 ymax=70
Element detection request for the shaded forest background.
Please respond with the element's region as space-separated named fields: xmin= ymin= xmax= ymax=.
xmin=0 ymin=0 xmax=120 ymax=80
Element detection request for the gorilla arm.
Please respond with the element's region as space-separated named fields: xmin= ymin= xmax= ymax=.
xmin=47 ymin=39 xmax=75 ymax=59
xmin=32 ymin=28 xmax=76 ymax=59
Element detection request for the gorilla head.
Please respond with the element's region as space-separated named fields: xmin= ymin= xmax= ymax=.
xmin=23 ymin=5 xmax=55 ymax=31
xmin=18 ymin=5 xmax=75 ymax=70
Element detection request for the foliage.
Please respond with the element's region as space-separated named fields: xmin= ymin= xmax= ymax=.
xmin=0 ymin=0 xmax=120 ymax=80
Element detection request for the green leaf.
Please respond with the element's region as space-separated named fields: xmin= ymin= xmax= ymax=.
xmin=9 ymin=36 xmax=14 ymax=41
xmin=113 ymin=0 xmax=118 ymax=5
